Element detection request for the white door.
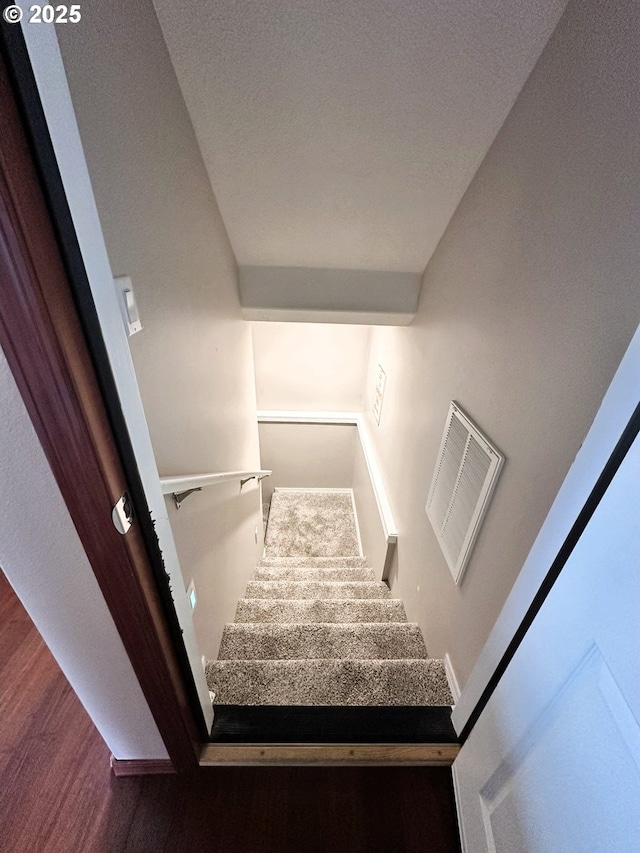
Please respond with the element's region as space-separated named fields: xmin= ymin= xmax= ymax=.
xmin=453 ymin=423 xmax=640 ymax=852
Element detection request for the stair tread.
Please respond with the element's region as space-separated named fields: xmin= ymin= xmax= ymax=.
xmin=259 ymin=556 xmax=369 ymax=568
xmin=235 ymin=598 xmax=408 ymax=623
xmin=206 ymin=658 xmax=453 ymax=706
xmin=218 ymin=622 xmax=428 ymax=660
xmin=245 ymin=581 xmax=391 ymax=600
xmin=254 ymin=567 xmax=375 ymax=581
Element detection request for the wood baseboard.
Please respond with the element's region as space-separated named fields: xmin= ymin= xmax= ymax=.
xmin=110 ymin=756 xmax=176 ymax=777
xmin=200 ymin=743 xmax=459 ymax=767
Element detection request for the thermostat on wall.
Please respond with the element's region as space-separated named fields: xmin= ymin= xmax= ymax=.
xmin=114 ymin=275 xmax=143 ymax=336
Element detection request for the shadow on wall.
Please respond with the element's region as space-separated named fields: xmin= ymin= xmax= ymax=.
xmin=258 ymin=423 xmax=358 ymax=503
xmin=167 ymin=482 xmax=264 ymax=660
xmin=385 ymin=547 xmax=401 ymax=591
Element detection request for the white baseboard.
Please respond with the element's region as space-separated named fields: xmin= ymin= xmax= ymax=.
xmin=444 ymin=653 xmax=461 ymax=704
xmin=273 ymin=487 xmax=352 ymax=493
xmin=349 ymin=489 xmax=364 ymax=558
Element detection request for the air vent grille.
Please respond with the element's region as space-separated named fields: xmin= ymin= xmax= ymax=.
xmin=426 ymin=402 xmax=504 ymax=584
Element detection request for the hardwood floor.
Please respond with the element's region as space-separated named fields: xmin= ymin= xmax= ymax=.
xmin=0 ymin=572 xmax=461 ymax=852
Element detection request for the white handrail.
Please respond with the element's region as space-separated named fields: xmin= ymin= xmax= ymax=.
xmin=257 ymin=410 xmax=360 ymax=425
xmin=354 ymin=417 xmax=398 ymax=545
xmin=160 ymin=469 xmax=271 ymax=508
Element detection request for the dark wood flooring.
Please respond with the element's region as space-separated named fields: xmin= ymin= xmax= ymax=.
xmin=0 ymin=572 xmax=462 ymax=852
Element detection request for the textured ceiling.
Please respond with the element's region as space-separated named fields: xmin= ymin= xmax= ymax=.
xmin=153 ymin=0 xmax=566 ymax=273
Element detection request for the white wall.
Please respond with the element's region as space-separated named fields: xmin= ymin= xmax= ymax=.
xmin=241 ymin=268 xmax=419 ymax=325
xmin=258 ymin=423 xmax=358 ymax=503
xmin=56 ymin=2 xmax=263 ymax=661
xmin=252 ymin=322 xmax=370 ymax=412
xmin=0 ymin=350 xmax=168 ymax=761
xmin=167 ymin=483 xmax=263 ymax=659
xmin=361 ymin=0 xmax=640 ymax=689
xmin=453 ymin=321 xmax=640 ymax=730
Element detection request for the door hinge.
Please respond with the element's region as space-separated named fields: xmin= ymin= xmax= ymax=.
xmin=112 ymin=491 xmax=133 ymax=534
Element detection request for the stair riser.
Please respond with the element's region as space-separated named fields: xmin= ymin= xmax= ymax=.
xmin=259 ymin=557 xmax=369 ymax=569
xmin=206 ymin=659 xmax=453 ymax=706
xmin=234 ymin=599 xmax=409 ymax=624
xmin=254 ymin=568 xmax=375 ymax=582
xmin=218 ymin=623 xmax=428 ymax=660
xmin=245 ymin=581 xmax=391 ymax=600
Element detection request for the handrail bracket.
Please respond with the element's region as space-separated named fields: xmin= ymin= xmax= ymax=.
xmin=240 ymin=473 xmax=269 ymax=492
xmin=173 ymin=487 xmax=202 ymax=509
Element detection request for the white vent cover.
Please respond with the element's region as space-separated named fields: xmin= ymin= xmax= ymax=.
xmin=426 ymin=402 xmax=504 ymax=584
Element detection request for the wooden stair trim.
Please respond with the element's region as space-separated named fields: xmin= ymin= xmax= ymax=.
xmin=200 ymin=743 xmax=459 ymax=766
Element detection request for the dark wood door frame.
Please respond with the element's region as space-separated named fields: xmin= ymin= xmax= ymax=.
xmin=0 ymin=39 xmax=201 ymax=773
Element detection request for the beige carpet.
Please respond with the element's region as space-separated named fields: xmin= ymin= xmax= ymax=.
xmin=206 ymin=489 xmax=453 ymax=706
xmin=264 ymin=490 xmax=360 ymax=557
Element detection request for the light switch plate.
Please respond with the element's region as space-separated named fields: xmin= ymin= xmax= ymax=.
xmin=114 ymin=275 xmax=143 ymax=336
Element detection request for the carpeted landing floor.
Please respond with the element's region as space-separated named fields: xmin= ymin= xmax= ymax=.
xmin=206 ymin=489 xmax=453 ymax=741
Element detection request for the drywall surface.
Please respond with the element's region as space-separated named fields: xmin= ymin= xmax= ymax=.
xmin=252 ymin=322 xmax=370 ymax=411
xmin=153 ymin=0 xmax=567 ymax=271
xmin=167 ymin=483 xmax=263 ymax=660
xmin=56 ymin=1 xmax=262 ymax=659
xmin=258 ymin=423 xmax=357 ymax=503
xmin=361 ymin=0 xmax=640 ymax=689
xmin=453 ymin=321 xmax=640 ymax=731
xmin=241 ymin=268 xmax=419 ymax=324
xmin=0 ymin=350 xmax=168 ymax=761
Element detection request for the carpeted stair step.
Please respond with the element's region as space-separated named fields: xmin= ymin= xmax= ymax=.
xmin=217 ymin=623 xmax=428 ymax=660
xmin=265 ymin=490 xmax=360 ymax=558
xmin=210 ymin=489 xmax=457 ymax=734
xmin=206 ymin=658 xmax=453 ymax=706
xmin=235 ymin=598 xmax=408 ymax=624
xmin=254 ymin=566 xmax=375 ymax=582
xmin=245 ymin=580 xmax=391 ymax=600
xmin=259 ymin=557 xmax=369 ymax=569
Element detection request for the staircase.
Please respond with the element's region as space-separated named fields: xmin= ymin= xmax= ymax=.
xmin=206 ymin=489 xmax=454 ymax=743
